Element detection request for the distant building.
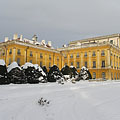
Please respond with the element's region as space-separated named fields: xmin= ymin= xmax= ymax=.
xmin=0 ymin=34 xmax=62 ymax=70
xmin=0 ymin=33 xmax=120 ymax=80
xmin=58 ymin=33 xmax=120 ymax=80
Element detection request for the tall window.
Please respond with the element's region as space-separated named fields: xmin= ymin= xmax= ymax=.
xmin=93 ymin=72 xmax=96 ymax=79
xmin=64 ymin=54 xmax=67 ymax=58
xmin=114 ymin=73 xmax=116 ymax=80
xmin=40 ymin=53 xmax=43 ymax=58
xmin=111 ymin=73 xmax=113 ymax=80
xmin=9 ymin=49 xmax=12 ymax=54
xmin=93 ymin=61 xmax=96 ymax=68
xmin=49 ymin=62 xmax=51 ymax=68
xmin=92 ymin=51 xmax=96 ymax=56
xmin=9 ymin=58 xmax=11 ymax=65
xmin=85 ymin=61 xmax=87 ymax=68
xmin=84 ymin=52 xmax=87 ymax=57
xmin=40 ymin=61 xmax=42 ymax=67
xmin=57 ymin=56 xmax=59 ymax=61
xmin=17 ymin=49 xmax=21 ymax=55
xmin=30 ymin=51 xmax=33 ymax=57
xmin=17 ymin=58 xmax=20 ymax=65
xmin=71 ymin=62 xmax=73 ymax=66
xmin=76 ymin=62 xmax=80 ymax=68
xmin=49 ymin=55 xmax=51 ymax=60
xmin=76 ymin=53 xmax=79 ymax=58
xmin=101 ymin=50 xmax=105 ymax=56
xmin=102 ymin=72 xmax=105 ymax=79
xmin=102 ymin=61 xmax=105 ymax=67
xmin=70 ymin=54 xmax=73 ymax=58
xmin=30 ymin=60 xmax=32 ymax=63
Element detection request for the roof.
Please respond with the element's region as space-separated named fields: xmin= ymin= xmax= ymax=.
xmin=69 ymin=33 xmax=120 ymax=44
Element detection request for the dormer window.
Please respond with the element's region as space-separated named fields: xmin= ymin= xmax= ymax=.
xmin=110 ymin=40 xmax=113 ymax=44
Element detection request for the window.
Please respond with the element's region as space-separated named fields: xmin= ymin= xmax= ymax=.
xmin=49 ymin=62 xmax=51 ymax=68
xmin=93 ymin=61 xmax=96 ymax=68
xmin=17 ymin=49 xmax=21 ymax=55
xmin=110 ymin=40 xmax=113 ymax=44
xmin=102 ymin=72 xmax=105 ymax=79
xmin=92 ymin=51 xmax=96 ymax=56
xmin=30 ymin=60 xmax=32 ymax=63
xmin=70 ymin=54 xmax=73 ymax=58
xmin=111 ymin=60 xmax=113 ymax=68
xmin=84 ymin=52 xmax=87 ymax=57
xmin=101 ymin=50 xmax=105 ymax=56
xmin=2 ymin=51 xmax=5 ymax=56
xmin=71 ymin=62 xmax=73 ymax=66
xmin=93 ymin=72 xmax=96 ymax=79
xmin=49 ymin=55 xmax=51 ymax=60
xmin=40 ymin=61 xmax=42 ymax=67
xmin=76 ymin=62 xmax=80 ymax=68
xmin=102 ymin=61 xmax=105 ymax=67
xmin=111 ymin=73 xmax=113 ymax=80
xmin=64 ymin=54 xmax=67 ymax=58
xmin=76 ymin=53 xmax=79 ymax=58
xmin=114 ymin=73 xmax=116 ymax=80
xmin=65 ymin=63 xmax=67 ymax=65
xmin=40 ymin=53 xmax=43 ymax=58
xmin=9 ymin=58 xmax=11 ymax=65
xmin=17 ymin=58 xmax=20 ymax=65
xmin=9 ymin=49 xmax=12 ymax=54
xmin=85 ymin=61 xmax=87 ymax=68
xmin=57 ymin=56 xmax=59 ymax=61
xmin=30 ymin=51 xmax=33 ymax=57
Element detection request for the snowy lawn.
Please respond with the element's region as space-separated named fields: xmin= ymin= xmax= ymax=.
xmin=0 ymin=80 xmax=120 ymax=120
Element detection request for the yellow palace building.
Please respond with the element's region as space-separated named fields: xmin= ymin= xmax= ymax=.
xmin=0 ymin=33 xmax=120 ymax=80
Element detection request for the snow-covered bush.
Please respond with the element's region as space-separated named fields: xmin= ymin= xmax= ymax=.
xmin=38 ymin=97 xmax=50 ymax=106
xmin=42 ymin=66 xmax=48 ymax=75
xmin=47 ymin=65 xmax=64 ymax=82
xmin=76 ymin=66 xmax=92 ymax=81
xmin=34 ymin=64 xmax=47 ymax=83
xmin=0 ymin=59 xmax=10 ymax=84
xmin=61 ymin=65 xmax=72 ymax=79
xmin=22 ymin=63 xmax=46 ymax=84
xmin=7 ymin=62 xmax=26 ymax=84
xmin=70 ymin=66 xmax=78 ymax=78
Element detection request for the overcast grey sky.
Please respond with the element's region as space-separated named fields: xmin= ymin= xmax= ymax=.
xmin=0 ymin=0 xmax=120 ymax=47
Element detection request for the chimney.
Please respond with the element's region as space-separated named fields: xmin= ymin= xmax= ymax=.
xmin=48 ymin=41 xmax=52 ymax=47
xmin=5 ymin=37 xmax=9 ymax=42
xmin=13 ymin=34 xmax=18 ymax=40
xmin=32 ymin=35 xmax=37 ymax=42
xmin=20 ymin=35 xmax=23 ymax=41
xmin=41 ymin=40 xmax=45 ymax=45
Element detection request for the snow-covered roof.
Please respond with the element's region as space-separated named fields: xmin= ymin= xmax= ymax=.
xmin=7 ymin=62 xmax=21 ymax=72
xmin=0 ymin=59 xmax=5 ymax=66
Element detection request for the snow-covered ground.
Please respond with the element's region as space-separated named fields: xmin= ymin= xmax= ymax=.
xmin=0 ymin=80 xmax=120 ymax=120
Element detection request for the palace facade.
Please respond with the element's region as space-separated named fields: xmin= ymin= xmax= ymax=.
xmin=0 ymin=33 xmax=120 ymax=80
